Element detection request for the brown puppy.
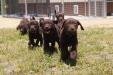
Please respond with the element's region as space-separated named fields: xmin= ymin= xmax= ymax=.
xmin=52 ymin=12 xmax=65 ymax=50
xmin=53 ymin=12 xmax=65 ymax=41
xmin=53 ymin=12 xmax=64 ymax=25
xmin=17 ymin=18 xmax=29 ymax=35
xmin=41 ymin=19 xmax=59 ymax=53
xmin=28 ymin=20 xmax=42 ymax=48
xmin=55 ymin=12 xmax=64 ymax=22
xmin=60 ymin=18 xmax=84 ymax=62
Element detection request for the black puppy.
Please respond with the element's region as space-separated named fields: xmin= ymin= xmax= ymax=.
xmin=41 ymin=19 xmax=59 ymax=53
xmin=60 ymin=18 xmax=84 ymax=62
xmin=28 ymin=20 xmax=42 ymax=48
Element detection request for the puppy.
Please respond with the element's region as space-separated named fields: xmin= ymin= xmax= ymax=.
xmin=55 ymin=12 xmax=64 ymax=22
xmin=17 ymin=18 xmax=29 ymax=35
xmin=28 ymin=20 xmax=42 ymax=48
xmin=41 ymin=19 xmax=59 ymax=53
xmin=52 ymin=12 xmax=65 ymax=41
xmin=60 ymin=18 xmax=84 ymax=62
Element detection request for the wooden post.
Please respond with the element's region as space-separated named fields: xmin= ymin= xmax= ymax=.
xmin=85 ymin=0 xmax=87 ymax=16
xmin=46 ymin=0 xmax=50 ymax=17
xmin=95 ymin=0 xmax=97 ymax=16
xmin=88 ymin=0 xmax=91 ymax=16
xmin=61 ymin=0 xmax=64 ymax=13
xmin=24 ymin=0 xmax=28 ymax=16
xmin=103 ymin=0 xmax=107 ymax=17
xmin=1 ymin=0 xmax=7 ymax=16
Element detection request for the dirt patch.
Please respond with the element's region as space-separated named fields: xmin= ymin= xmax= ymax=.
xmin=80 ymin=17 xmax=113 ymax=28
xmin=0 ymin=16 xmax=113 ymax=28
xmin=0 ymin=16 xmax=20 ymax=29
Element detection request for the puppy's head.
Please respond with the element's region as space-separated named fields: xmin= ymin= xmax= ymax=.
xmin=17 ymin=18 xmax=29 ymax=35
xmin=56 ymin=13 xmax=64 ymax=22
xmin=62 ymin=19 xmax=78 ymax=34
xmin=41 ymin=19 xmax=54 ymax=34
xmin=62 ymin=18 xmax=84 ymax=33
xmin=29 ymin=20 xmax=39 ymax=33
xmin=20 ymin=25 xmax=28 ymax=35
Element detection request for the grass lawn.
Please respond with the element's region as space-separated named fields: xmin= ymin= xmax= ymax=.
xmin=0 ymin=28 xmax=113 ymax=75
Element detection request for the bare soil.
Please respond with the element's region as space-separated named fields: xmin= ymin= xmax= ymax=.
xmin=0 ymin=16 xmax=113 ymax=29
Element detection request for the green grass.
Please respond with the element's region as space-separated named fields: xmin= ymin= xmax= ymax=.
xmin=0 ymin=28 xmax=113 ymax=75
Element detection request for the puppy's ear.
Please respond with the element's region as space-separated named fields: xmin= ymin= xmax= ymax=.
xmin=77 ymin=21 xmax=84 ymax=30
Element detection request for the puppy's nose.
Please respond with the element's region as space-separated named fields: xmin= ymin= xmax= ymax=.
xmin=70 ymin=28 xmax=74 ymax=31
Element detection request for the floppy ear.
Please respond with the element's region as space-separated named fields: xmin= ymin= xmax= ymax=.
xmin=77 ymin=21 xmax=84 ymax=30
